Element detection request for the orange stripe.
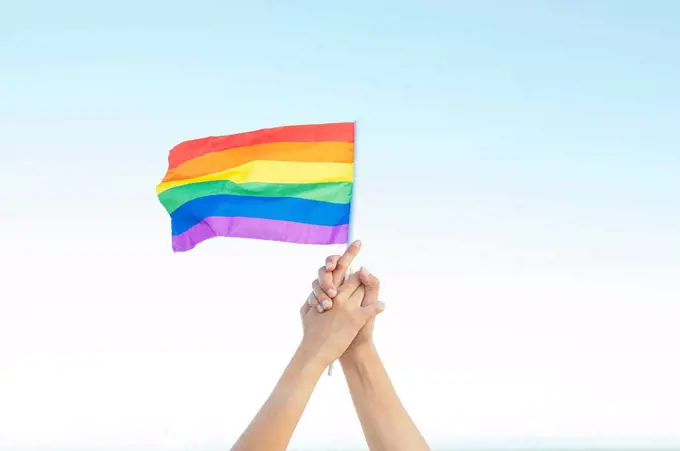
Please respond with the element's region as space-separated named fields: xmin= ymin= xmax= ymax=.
xmin=163 ymin=141 xmax=354 ymax=182
xmin=168 ymin=122 xmax=354 ymax=169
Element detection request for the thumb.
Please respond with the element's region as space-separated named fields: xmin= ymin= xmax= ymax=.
xmin=360 ymin=301 xmax=385 ymax=320
xmin=333 ymin=240 xmax=362 ymax=285
xmin=358 ymin=267 xmax=380 ymax=307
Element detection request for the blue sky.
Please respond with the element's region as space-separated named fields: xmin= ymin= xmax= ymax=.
xmin=3 ymin=1 xmax=679 ymax=248
xmin=1 ymin=1 xmax=679 ymax=449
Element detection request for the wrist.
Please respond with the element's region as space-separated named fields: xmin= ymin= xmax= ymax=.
xmin=294 ymin=341 xmax=332 ymax=374
xmin=340 ymin=342 xmax=377 ymax=367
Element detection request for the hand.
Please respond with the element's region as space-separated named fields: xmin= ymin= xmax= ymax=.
xmin=299 ymin=271 xmax=385 ymax=368
xmin=308 ymin=241 xmax=382 ymax=356
xmin=309 ymin=240 xmax=362 ymax=313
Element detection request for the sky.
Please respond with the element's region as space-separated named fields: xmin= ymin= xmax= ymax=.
xmin=1 ymin=0 xmax=679 ymax=449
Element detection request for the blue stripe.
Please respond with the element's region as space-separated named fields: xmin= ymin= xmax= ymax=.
xmin=170 ymin=194 xmax=351 ymax=236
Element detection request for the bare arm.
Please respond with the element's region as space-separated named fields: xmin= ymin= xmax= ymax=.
xmin=231 ymin=345 xmax=325 ymax=451
xmin=310 ymin=245 xmax=429 ymax=451
xmin=232 ymin=269 xmax=384 ymax=451
xmin=340 ymin=345 xmax=430 ymax=451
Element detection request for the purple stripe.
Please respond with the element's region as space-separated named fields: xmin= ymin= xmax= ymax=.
xmin=171 ymin=216 xmax=349 ymax=252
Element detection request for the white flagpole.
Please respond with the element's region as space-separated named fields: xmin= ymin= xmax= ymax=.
xmin=328 ymin=120 xmax=357 ymax=377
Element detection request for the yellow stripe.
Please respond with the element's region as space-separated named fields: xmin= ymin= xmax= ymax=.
xmin=156 ymin=160 xmax=354 ymax=195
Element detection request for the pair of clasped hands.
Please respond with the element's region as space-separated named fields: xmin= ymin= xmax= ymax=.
xmin=298 ymin=240 xmax=384 ymax=368
xmin=232 ymin=239 xmax=429 ymax=451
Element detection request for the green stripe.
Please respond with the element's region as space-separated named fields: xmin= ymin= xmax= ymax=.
xmin=158 ymin=180 xmax=353 ymax=214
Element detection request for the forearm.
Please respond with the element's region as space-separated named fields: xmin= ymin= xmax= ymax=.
xmin=340 ymin=345 xmax=429 ymax=451
xmin=231 ymin=345 xmax=325 ymax=451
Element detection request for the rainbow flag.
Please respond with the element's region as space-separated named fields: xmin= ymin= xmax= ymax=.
xmin=156 ymin=122 xmax=354 ymax=252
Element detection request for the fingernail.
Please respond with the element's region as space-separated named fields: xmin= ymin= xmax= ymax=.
xmin=316 ymin=305 xmax=324 ymax=313
xmin=326 ymin=261 xmax=333 ymax=270
xmin=327 ymin=287 xmax=337 ymax=297
xmin=354 ymin=240 xmax=362 ymax=248
xmin=321 ymin=299 xmax=332 ymax=310
xmin=377 ymin=301 xmax=385 ymax=311
xmin=360 ymin=266 xmax=370 ymax=276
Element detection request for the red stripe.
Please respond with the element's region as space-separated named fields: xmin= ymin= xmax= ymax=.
xmin=167 ymin=122 xmax=355 ymax=170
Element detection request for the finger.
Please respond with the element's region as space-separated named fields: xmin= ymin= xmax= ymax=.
xmin=312 ymin=279 xmax=333 ymax=312
xmin=306 ymin=292 xmax=326 ymax=314
xmin=336 ymin=271 xmax=362 ymax=300
xmin=317 ymin=264 xmax=337 ymax=298
xmin=300 ymin=300 xmax=312 ymax=318
xmin=306 ymin=292 xmax=319 ymax=307
xmin=358 ymin=267 xmax=380 ymax=307
xmin=359 ymin=301 xmax=386 ymax=321
xmin=333 ymin=240 xmax=362 ymax=285
xmin=325 ymin=255 xmax=340 ymax=271
xmin=347 ymin=283 xmax=366 ymax=309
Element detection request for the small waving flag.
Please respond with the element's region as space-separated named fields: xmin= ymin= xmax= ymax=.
xmin=156 ymin=122 xmax=354 ymax=252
